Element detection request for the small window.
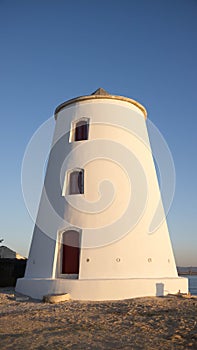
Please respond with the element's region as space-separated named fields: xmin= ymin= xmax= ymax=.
xmin=69 ymin=118 xmax=90 ymax=143
xmin=69 ymin=118 xmax=89 ymax=142
xmin=75 ymin=120 xmax=89 ymax=141
xmin=69 ymin=169 xmax=84 ymax=194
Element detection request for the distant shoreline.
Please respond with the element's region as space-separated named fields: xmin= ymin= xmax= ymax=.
xmin=177 ymin=267 xmax=197 ymax=276
xmin=178 ymin=272 xmax=197 ymax=276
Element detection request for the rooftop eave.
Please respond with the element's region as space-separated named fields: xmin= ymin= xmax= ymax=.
xmin=54 ymin=93 xmax=147 ymax=120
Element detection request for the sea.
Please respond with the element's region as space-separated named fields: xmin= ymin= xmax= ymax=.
xmin=185 ymin=275 xmax=197 ymax=295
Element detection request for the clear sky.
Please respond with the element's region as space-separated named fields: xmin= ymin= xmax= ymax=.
xmin=0 ymin=0 xmax=196 ymax=266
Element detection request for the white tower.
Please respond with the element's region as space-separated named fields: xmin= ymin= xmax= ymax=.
xmin=16 ymin=88 xmax=188 ymax=300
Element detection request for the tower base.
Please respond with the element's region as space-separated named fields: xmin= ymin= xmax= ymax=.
xmin=16 ymin=277 xmax=188 ymax=301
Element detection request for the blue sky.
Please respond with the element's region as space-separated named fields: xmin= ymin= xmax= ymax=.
xmin=0 ymin=0 xmax=196 ymax=265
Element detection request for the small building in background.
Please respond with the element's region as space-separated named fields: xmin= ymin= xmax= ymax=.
xmin=0 ymin=246 xmax=27 ymax=287
xmin=0 ymin=246 xmax=26 ymax=259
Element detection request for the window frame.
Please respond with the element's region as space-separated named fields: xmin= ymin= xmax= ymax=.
xmin=62 ymin=168 xmax=84 ymax=196
xmin=69 ymin=117 xmax=90 ymax=143
xmin=56 ymin=227 xmax=82 ymax=279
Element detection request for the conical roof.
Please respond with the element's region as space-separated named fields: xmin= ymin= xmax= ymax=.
xmin=91 ymin=88 xmax=110 ymax=96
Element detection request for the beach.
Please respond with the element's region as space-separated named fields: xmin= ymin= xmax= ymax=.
xmin=0 ymin=288 xmax=197 ymax=349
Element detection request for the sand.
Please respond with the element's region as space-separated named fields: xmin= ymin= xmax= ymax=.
xmin=0 ymin=288 xmax=197 ymax=350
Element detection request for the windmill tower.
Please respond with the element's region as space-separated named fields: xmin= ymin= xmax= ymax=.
xmin=16 ymin=88 xmax=188 ymax=300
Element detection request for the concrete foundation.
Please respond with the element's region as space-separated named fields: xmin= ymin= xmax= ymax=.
xmin=16 ymin=276 xmax=188 ymax=301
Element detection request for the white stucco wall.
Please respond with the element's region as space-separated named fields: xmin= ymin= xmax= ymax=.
xmin=24 ymin=97 xmax=178 ymax=282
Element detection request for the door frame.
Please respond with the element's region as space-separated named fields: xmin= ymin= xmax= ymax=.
xmin=57 ymin=227 xmax=82 ymax=279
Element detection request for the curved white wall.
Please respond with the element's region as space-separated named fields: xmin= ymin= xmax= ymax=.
xmin=24 ymin=97 xmax=178 ymax=280
xmin=16 ymin=93 xmax=188 ymax=300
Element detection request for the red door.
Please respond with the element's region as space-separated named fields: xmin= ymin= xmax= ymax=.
xmin=62 ymin=230 xmax=80 ymax=274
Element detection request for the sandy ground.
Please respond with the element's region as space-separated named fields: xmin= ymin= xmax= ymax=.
xmin=0 ymin=288 xmax=197 ymax=350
